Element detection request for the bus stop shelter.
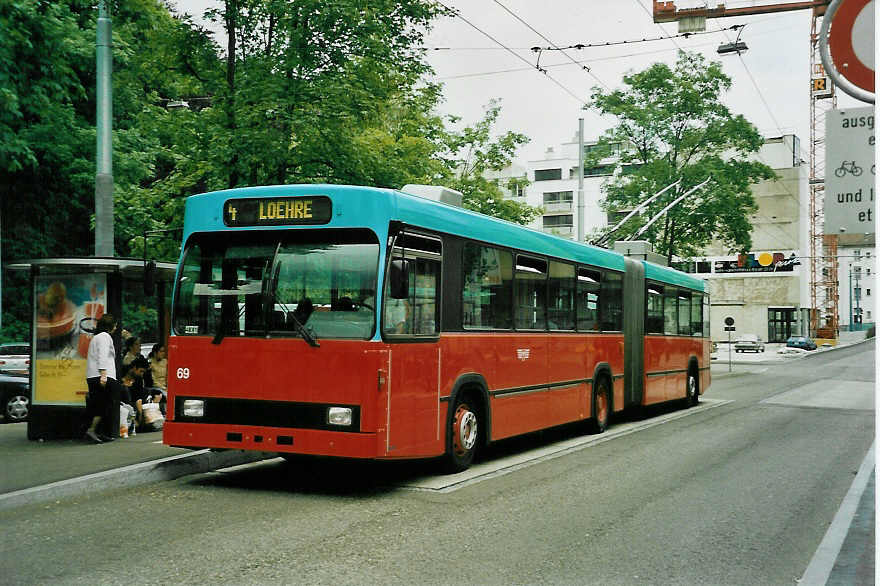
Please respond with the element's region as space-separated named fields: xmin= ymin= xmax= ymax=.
xmin=7 ymin=257 xmax=177 ymax=440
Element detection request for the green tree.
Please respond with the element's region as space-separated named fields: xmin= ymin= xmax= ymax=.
xmin=0 ymin=0 xmax=212 ymax=341
xmin=589 ymin=52 xmax=775 ymax=262
xmin=191 ymin=0 xmax=445 ymax=189
xmin=439 ymin=101 xmax=541 ymax=225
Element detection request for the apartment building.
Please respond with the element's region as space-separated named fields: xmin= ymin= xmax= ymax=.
xmin=837 ymin=235 xmax=876 ymax=331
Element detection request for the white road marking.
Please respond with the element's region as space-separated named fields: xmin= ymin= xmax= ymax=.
xmin=799 ymin=441 xmax=875 ymax=585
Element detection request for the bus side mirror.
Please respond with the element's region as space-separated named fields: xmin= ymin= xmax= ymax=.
xmin=389 ymin=259 xmax=410 ymax=299
xmin=143 ymin=260 xmax=156 ymax=296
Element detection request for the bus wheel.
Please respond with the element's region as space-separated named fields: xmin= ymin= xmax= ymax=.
xmin=589 ymin=379 xmax=610 ymax=434
xmin=686 ymin=372 xmax=699 ymax=407
xmin=444 ymin=396 xmax=479 ymax=473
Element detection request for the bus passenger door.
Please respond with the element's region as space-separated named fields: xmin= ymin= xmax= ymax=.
xmin=386 ymin=346 xmax=440 ymax=457
xmin=382 ymin=232 xmax=443 ymax=457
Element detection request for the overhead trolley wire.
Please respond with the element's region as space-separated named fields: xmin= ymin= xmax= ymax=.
xmin=435 ymin=22 xmax=797 ymax=80
xmin=490 ymin=0 xmax=609 ymax=90
xmin=433 ymin=0 xmax=589 ymax=106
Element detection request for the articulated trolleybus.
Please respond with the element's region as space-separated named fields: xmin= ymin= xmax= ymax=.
xmin=164 ymin=184 xmax=711 ymax=472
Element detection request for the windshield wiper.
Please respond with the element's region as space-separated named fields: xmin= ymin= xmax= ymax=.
xmin=288 ymin=311 xmax=319 ymax=347
xmin=212 ymin=304 xmax=246 ymax=345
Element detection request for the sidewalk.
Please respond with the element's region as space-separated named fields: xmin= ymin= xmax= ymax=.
xmin=0 ymin=423 xmax=271 ymax=511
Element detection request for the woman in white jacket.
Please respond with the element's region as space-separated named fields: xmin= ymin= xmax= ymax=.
xmin=84 ymin=314 xmax=119 ymax=443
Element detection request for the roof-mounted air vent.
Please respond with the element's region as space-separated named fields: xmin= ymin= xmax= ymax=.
xmin=400 ymin=184 xmax=463 ymax=207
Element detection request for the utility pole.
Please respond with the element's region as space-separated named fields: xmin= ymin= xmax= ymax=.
xmin=95 ymin=0 xmax=114 ymax=257
xmin=577 ymin=118 xmax=585 ymax=243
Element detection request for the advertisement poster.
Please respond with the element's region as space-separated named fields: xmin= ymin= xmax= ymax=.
xmin=33 ymin=274 xmax=107 ymax=405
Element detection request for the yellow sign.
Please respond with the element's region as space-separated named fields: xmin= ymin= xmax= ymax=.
xmin=223 ymin=196 xmax=332 ymax=226
xmin=258 ymin=199 xmax=312 ymax=220
xmin=34 ymin=273 xmax=106 ymax=406
xmin=35 ymin=360 xmax=88 ymax=404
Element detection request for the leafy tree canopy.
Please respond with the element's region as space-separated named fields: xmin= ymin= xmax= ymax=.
xmin=589 ymin=52 xmax=776 ymax=262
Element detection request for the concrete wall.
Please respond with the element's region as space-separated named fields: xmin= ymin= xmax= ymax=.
xmin=708 ymin=275 xmax=800 ymax=341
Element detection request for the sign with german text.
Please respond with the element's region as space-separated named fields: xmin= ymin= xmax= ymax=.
xmin=224 ymin=196 xmax=332 ymax=227
xmin=824 ymin=106 xmax=875 ymax=235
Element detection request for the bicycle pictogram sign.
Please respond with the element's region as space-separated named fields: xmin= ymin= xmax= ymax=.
xmin=834 ymin=160 xmax=863 ymax=177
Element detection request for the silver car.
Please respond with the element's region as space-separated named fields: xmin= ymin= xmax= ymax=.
xmin=0 ymin=343 xmax=29 ymax=376
xmin=734 ymin=334 xmax=765 ymax=353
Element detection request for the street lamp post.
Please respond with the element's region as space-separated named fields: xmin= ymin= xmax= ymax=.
xmin=95 ymin=0 xmax=113 ymax=257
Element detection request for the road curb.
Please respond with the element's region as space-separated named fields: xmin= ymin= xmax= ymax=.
xmin=0 ymin=449 xmax=273 ymax=512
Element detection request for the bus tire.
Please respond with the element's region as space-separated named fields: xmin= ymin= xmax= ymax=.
xmin=443 ymin=393 xmax=480 ymax=473
xmin=588 ymin=378 xmax=611 ymax=434
xmin=686 ymin=369 xmax=699 ymax=407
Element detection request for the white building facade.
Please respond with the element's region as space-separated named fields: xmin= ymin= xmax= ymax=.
xmin=837 ymin=235 xmax=876 ymax=332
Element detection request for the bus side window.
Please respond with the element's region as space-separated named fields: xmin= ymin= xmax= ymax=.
xmin=703 ymin=293 xmax=711 ymax=337
xmin=515 ymin=255 xmax=548 ymax=330
xmin=383 ymin=233 xmax=442 ymax=336
xmin=599 ymin=271 xmax=623 ymax=331
xmin=663 ymin=286 xmax=678 ymax=335
xmin=411 ymin=257 xmax=440 ymax=335
xmin=548 ymin=261 xmax=575 ymax=330
xmin=691 ymin=293 xmax=703 ymax=337
xmin=646 ymin=283 xmax=664 ymax=334
xmin=677 ymin=290 xmax=692 ymax=336
xmin=576 ymin=267 xmax=600 ymax=331
xmin=462 ymin=243 xmax=513 ymax=330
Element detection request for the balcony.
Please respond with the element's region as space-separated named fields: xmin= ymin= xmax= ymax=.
xmin=543 ymin=225 xmax=574 ymax=237
xmin=544 ymin=201 xmax=573 ymax=213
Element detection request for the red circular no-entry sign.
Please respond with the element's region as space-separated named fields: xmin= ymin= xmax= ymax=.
xmin=827 ymin=0 xmax=875 ymax=94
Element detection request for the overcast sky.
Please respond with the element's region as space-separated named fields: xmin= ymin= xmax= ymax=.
xmin=172 ymin=0 xmax=866 ymax=165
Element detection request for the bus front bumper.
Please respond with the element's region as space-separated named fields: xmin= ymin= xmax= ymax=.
xmin=163 ymin=421 xmax=381 ymax=459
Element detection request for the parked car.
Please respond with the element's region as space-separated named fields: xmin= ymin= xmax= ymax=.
xmin=786 ymin=336 xmax=818 ymax=351
xmin=0 ymin=342 xmax=30 ymax=376
xmin=0 ymin=373 xmax=29 ymax=423
xmin=734 ymin=334 xmax=765 ymax=353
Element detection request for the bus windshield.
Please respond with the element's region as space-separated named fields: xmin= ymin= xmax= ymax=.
xmin=173 ymin=229 xmax=379 ymax=340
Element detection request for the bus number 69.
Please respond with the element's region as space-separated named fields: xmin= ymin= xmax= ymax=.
xmin=176 ymin=367 xmax=191 ymax=380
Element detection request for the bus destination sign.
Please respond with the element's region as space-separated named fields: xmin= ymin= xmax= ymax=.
xmin=223 ymin=196 xmax=332 ymax=227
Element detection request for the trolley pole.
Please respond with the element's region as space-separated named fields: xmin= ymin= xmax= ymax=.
xmin=95 ymin=0 xmax=114 ymax=257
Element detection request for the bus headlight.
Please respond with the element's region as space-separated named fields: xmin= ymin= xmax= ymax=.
xmin=327 ymin=407 xmax=352 ymax=426
xmin=182 ymin=399 xmax=205 ymax=417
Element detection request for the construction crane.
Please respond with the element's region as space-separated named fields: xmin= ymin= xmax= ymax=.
xmin=652 ymin=0 xmax=836 ymax=340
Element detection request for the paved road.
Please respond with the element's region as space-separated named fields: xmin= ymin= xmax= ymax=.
xmin=1 ymin=341 xmax=873 ymax=585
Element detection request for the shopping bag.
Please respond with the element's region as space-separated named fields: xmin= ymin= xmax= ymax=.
xmin=142 ymin=402 xmax=165 ymax=431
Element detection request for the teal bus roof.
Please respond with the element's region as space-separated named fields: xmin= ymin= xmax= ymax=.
xmin=644 ymin=260 xmax=706 ymax=292
xmin=183 ymin=184 xmax=704 ymax=290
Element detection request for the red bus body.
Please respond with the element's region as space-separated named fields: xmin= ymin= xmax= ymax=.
xmin=164 ymin=332 xmax=708 ymax=459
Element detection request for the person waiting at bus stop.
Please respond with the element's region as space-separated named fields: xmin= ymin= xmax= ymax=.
xmin=84 ymin=314 xmax=121 ymax=444
xmin=121 ymin=335 xmax=142 ymax=369
xmin=122 ymin=356 xmax=164 ymax=426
